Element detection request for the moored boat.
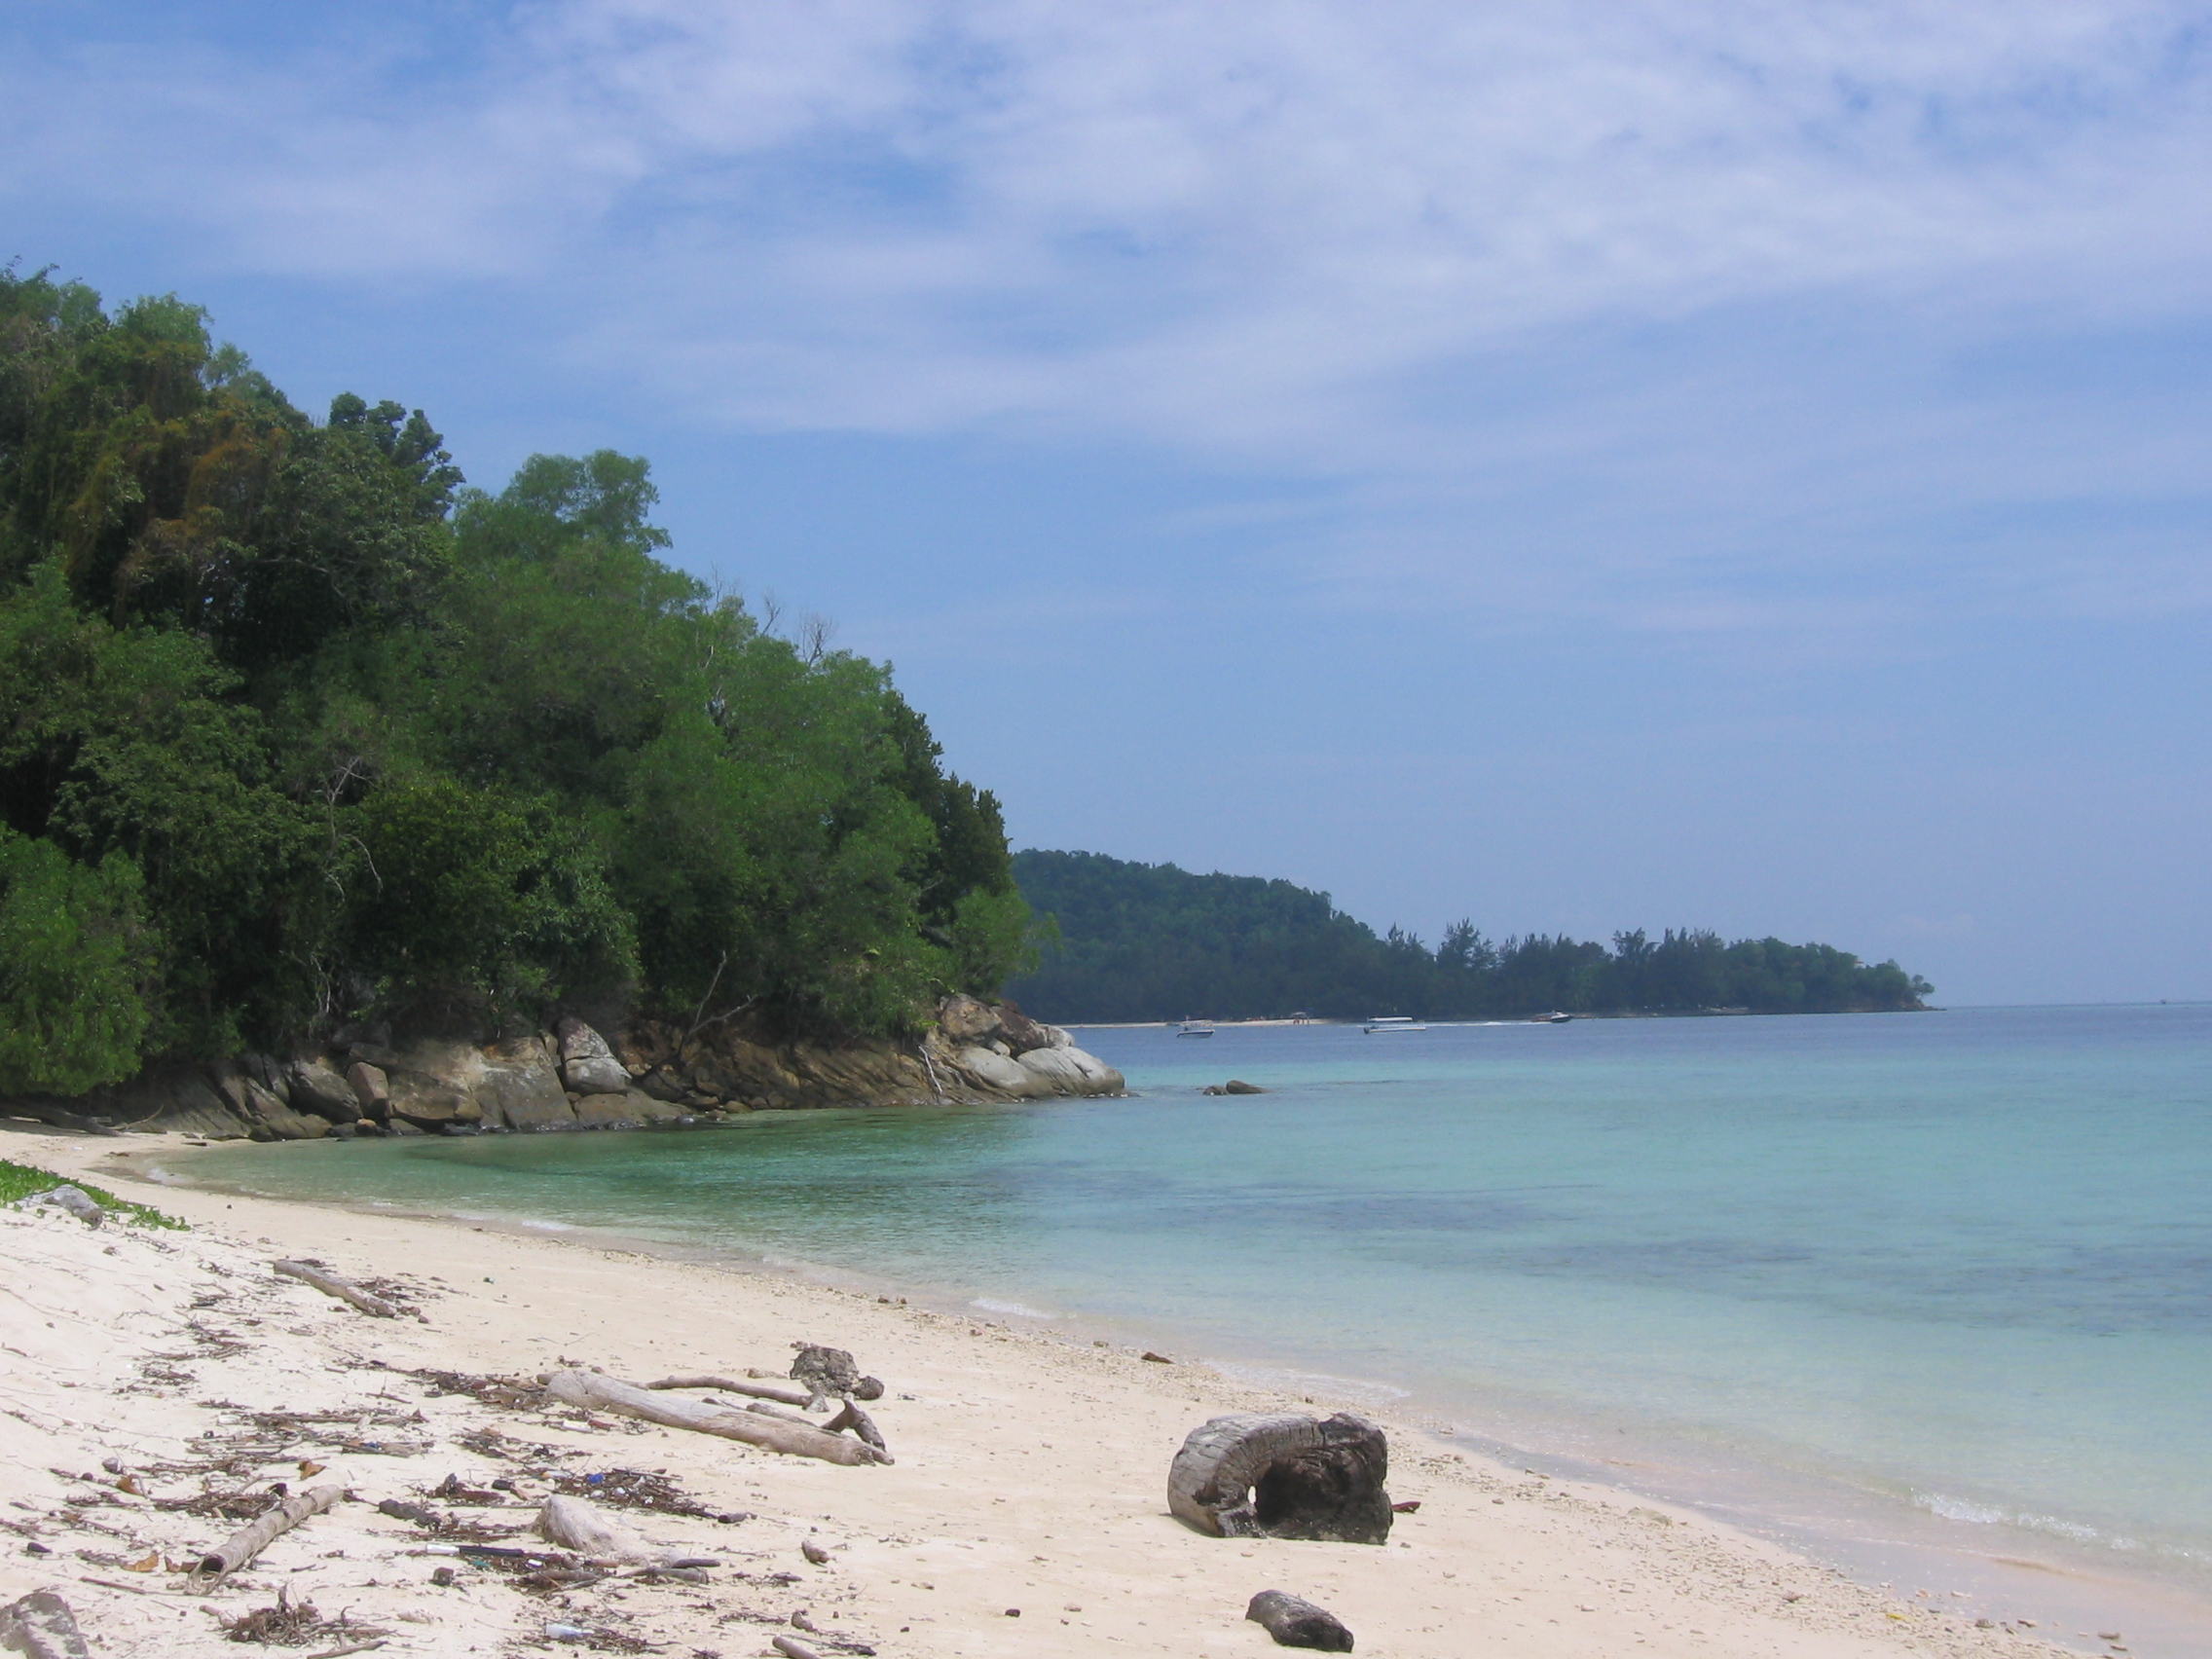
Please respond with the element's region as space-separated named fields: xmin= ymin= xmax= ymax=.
xmin=1363 ymin=1015 xmax=1427 ymax=1034
xmin=1177 ymin=1017 xmax=1215 ymax=1038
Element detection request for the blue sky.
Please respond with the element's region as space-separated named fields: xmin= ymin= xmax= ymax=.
xmin=5 ymin=0 xmax=2208 ymax=1003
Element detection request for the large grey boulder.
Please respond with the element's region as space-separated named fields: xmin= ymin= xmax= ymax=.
xmin=346 ymin=1062 xmax=389 ymax=1119
xmin=385 ymin=1070 xmax=479 ymax=1127
xmin=937 ymin=995 xmax=1003 ymax=1044
xmin=948 ymin=1044 xmax=1053 ymax=1098
xmin=242 ymin=1079 xmax=328 ymax=1140
xmin=474 ymin=1038 xmax=575 ymax=1130
xmin=286 ymin=1058 xmax=361 ymax=1122
xmin=556 ymin=1016 xmax=631 ymax=1095
xmin=1014 ymin=1046 xmax=1124 ymax=1094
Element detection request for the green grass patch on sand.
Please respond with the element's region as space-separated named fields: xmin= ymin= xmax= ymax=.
xmin=0 ymin=1158 xmax=185 ymax=1230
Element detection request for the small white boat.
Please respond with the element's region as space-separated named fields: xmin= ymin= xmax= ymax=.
xmin=1176 ymin=1018 xmax=1215 ymax=1038
xmin=1363 ymin=1015 xmax=1428 ymax=1034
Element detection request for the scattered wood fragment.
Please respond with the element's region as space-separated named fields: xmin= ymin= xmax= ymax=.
xmin=274 ymin=1261 xmax=397 ymax=1318
xmin=647 ymin=1374 xmax=815 ymax=1409
xmin=1246 ymin=1590 xmax=1354 ymax=1651
xmin=301 ymin=1641 xmax=386 ymax=1659
xmin=542 ymin=1370 xmax=889 ymax=1466
xmin=771 ymin=1638 xmax=824 ymax=1659
xmin=1 ymin=1592 xmax=93 ymax=1659
xmin=800 ymin=1540 xmax=831 ymax=1566
xmin=199 ymin=1483 xmax=346 ymax=1576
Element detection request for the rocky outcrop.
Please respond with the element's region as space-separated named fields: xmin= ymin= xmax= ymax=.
xmin=2 ymin=997 xmax=1122 ymax=1138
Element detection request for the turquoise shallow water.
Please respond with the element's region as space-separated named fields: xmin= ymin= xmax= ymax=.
xmin=173 ymin=1005 xmax=2212 ymax=1641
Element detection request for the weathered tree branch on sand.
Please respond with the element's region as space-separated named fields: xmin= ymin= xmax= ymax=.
xmin=1168 ymin=1413 xmax=1392 ymax=1544
xmin=1 ymin=1591 xmax=94 ymax=1659
xmin=1246 ymin=1590 xmax=1354 ymax=1651
xmin=199 ymin=1484 xmax=347 ymax=1576
xmin=770 ymin=1638 xmax=824 ymax=1659
xmin=823 ymin=1399 xmax=888 ymax=1454
xmin=541 ymin=1370 xmax=889 ymax=1465
xmin=274 ymin=1261 xmax=396 ymax=1318
xmin=647 ymin=1374 xmax=815 ymax=1409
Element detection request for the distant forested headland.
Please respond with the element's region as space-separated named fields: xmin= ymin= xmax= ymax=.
xmin=0 ymin=266 xmax=1033 ymax=1098
xmin=1006 ymin=850 xmax=1932 ymax=1022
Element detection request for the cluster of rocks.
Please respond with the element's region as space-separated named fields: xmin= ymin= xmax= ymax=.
xmin=9 ymin=997 xmax=1124 ymax=1140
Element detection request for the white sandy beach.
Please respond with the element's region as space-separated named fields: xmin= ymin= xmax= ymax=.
xmin=1 ymin=1124 xmax=2081 ymax=1659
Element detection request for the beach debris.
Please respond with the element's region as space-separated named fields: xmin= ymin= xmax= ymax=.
xmin=536 ymin=1494 xmax=656 ymax=1563
xmin=274 ymin=1260 xmax=397 ymax=1318
xmin=217 ymin=1583 xmax=390 ymax=1649
xmin=1390 ymin=1499 xmax=1420 ymax=1513
xmin=541 ymin=1369 xmax=890 ymax=1466
xmin=648 ymin=1374 xmax=816 ymax=1409
xmin=12 ymin=1186 xmax=104 ymax=1228
xmin=198 ymin=1484 xmax=348 ymax=1577
xmin=789 ymin=1345 xmax=885 ymax=1407
xmin=800 ymin=1540 xmax=831 ymax=1566
xmin=1168 ymin=1414 xmax=1393 ymax=1544
xmin=375 ymin=1497 xmax=446 ymax=1530
xmin=1246 ymin=1590 xmax=1354 ymax=1651
xmin=0 ymin=1591 xmax=93 ymax=1659
xmin=770 ymin=1639 xmax=824 ymax=1659
xmin=821 ymin=1400 xmax=888 ymax=1454
xmin=1142 ymin=1351 xmax=1174 ymax=1363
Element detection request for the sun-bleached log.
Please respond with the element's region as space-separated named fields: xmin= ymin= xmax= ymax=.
xmin=647 ymin=1374 xmax=815 ymax=1409
xmin=200 ymin=1484 xmax=346 ymax=1576
xmin=274 ymin=1261 xmax=396 ymax=1318
xmin=542 ymin=1370 xmax=888 ymax=1466
xmin=535 ymin=1494 xmax=652 ymax=1563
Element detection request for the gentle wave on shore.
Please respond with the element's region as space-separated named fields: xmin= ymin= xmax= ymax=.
xmin=166 ymin=1003 xmax=2212 ymax=1648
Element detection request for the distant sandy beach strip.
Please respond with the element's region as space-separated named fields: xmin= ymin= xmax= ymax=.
xmin=2 ymin=1124 xmax=2078 ymax=1659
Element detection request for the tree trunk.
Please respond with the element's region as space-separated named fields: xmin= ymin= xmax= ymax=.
xmin=274 ymin=1261 xmax=396 ymax=1317
xmin=1167 ymin=1413 xmax=1391 ymax=1544
xmin=200 ymin=1484 xmax=346 ymax=1576
xmin=647 ymin=1374 xmax=815 ymax=1409
xmin=542 ymin=1370 xmax=889 ymax=1465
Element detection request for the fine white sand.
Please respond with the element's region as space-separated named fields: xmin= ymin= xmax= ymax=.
xmin=2 ymin=1126 xmax=2079 ymax=1659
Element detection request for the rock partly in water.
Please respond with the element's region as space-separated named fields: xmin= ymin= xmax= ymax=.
xmin=346 ymin=1061 xmax=390 ymax=1119
xmin=557 ymin=1015 xmax=632 ymax=1095
xmin=285 ymin=1058 xmax=362 ymax=1122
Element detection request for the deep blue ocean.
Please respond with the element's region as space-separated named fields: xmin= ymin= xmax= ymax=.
xmin=171 ymin=1005 xmax=2212 ymax=1646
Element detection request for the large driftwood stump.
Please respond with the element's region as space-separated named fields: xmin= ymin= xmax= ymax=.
xmin=0 ymin=1592 xmax=94 ymax=1659
xmin=543 ymin=1369 xmax=889 ymax=1465
xmin=1167 ymin=1413 xmax=1392 ymax=1544
xmin=1246 ymin=1590 xmax=1354 ymax=1651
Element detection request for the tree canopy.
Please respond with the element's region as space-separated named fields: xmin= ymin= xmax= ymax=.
xmin=1007 ymin=849 xmax=1932 ymax=1021
xmin=0 ymin=265 xmax=1031 ymax=1091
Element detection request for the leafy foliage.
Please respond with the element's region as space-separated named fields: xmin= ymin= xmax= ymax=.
xmin=0 ymin=1157 xmax=185 ymax=1229
xmin=1008 ymin=849 xmax=1933 ymax=1021
xmin=0 ymin=265 xmax=1030 ymax=1088
xmin=0 ymin=828 xmax=156 ymax=1093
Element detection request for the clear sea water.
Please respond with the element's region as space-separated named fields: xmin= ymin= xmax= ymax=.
xmin=168 ymin=1006 xmax=2212 ymax=1650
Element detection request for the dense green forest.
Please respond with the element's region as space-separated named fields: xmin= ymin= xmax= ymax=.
xmin=0 ymin=266 xmax=1033 ymax=1095
xmin=1007 ymin=850 xmax=1932 ymax=1021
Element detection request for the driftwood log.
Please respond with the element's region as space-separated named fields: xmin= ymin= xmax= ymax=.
xmin=823 ymin=1399 xmax=888 ymax=1453
xmin=274 ymin=1261 xmax=397 ymax=1317
xmin=1247 ymin=1590 xmax=1354 ymax=1651
xmin=200 ymin=1484 xmax=347 ymax=1575
xmin=648 ymin=1374 xmax=816 ymax=1409
xmin=1167 ymin=1414 xmax=1392 ymax=1543
xmin=542 ymin=1370 xmax=889 ymax=1465
xmin=0 ymin=1592 xmax=94 ymax=1659
xmin=535 ymin=1494 xmax=652 ymax=1563
xmin=770 ymin=1639 xmax=824 ymax=1659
